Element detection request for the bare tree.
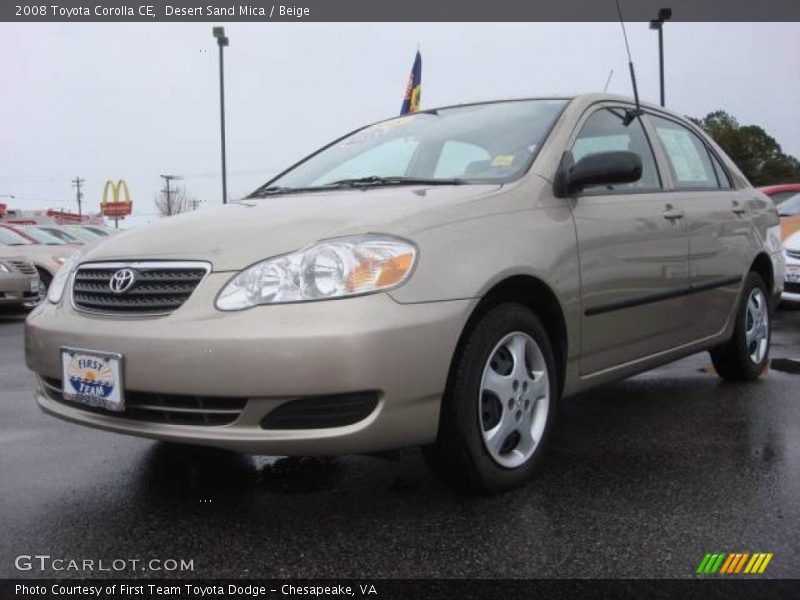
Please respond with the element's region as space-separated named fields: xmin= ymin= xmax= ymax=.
xmin=153 ymin=185 xmax=196 ymax=217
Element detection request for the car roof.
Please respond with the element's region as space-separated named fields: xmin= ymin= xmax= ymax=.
xmin=759 ymin=183 xmax=800 ymax=195
xmin=420 ymin=93 xmax=690 ymax=121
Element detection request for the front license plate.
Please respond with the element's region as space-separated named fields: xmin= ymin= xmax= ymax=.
xmin=787 ymin=266 xmax=800 ymax=283
xmin=61 ymin=347 xmax=125 ymax=412
xmin=30 ymin=279 xmax=39 ymax=293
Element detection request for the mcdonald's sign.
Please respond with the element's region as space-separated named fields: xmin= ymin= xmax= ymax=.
xmin=100 ymin=179 xmax=133 ymax=218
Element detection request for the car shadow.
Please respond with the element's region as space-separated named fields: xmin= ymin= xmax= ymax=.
xmin=0 ymin=307 xmax=29 ymax=322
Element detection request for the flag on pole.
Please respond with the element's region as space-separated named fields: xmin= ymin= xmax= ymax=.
xmin=400 ymin=50 xmax=422 ymax=115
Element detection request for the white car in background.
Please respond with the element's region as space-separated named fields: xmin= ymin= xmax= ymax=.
xmin=784 ymin=230 xmax=800 ymax=303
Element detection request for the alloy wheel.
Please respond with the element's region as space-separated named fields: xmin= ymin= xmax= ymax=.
xmin=479 ymin=331 xmax=550 ymax=469
xmin=745 ymin=287 xmax=769 ymax=364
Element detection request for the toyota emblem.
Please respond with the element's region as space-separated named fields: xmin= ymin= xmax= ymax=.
xmin=109 ymin=268 xmax=137 ymax=294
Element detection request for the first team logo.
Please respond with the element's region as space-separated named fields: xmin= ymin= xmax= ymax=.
xmin=67 ymin=354 xmax=115 ymax=399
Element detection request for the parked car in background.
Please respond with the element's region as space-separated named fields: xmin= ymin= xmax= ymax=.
xmin=26 ymin=94 xmax=785 ymax=493
xmin=34 ymin=224 xmax=107 ymax=246
xmin=31 ymin=226 xmax=82 ymax=245
xmin=0 ymin=253 xmax=40 ymax=309
xmin=776 ymin=192 xmax=800 ymax=241
xmin=7 ymin=224 xmax=80 ymax=248
xmin=760 ymin=183 xmax=800 ymax=208
xmin=0 ymin=225 xmax=76 ymax=295
xmin=79 ymin=225 xmax=114 ymax=237
xmin=783 ymin=230 xmax=800 ymax=303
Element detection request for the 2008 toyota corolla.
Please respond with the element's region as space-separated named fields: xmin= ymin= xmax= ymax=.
xmin=25 ymin=94 xmax=785 ymax=493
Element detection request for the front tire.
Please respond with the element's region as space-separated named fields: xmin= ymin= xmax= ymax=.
xmin=36 ymin=268 xmax=52 ymax=297
xmin=423 ymin=303 xmax=558 ymax=494
xmin=710 ymin=272 xmax=771 ymax=381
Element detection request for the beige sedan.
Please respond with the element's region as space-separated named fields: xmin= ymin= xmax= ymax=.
xmin=0 ymin=254 xmax=39 ymax=308
xmin=25 ymin=94 xmax=783 ymax=493
xmin=0 ymin=225 xmax=77 ymax=295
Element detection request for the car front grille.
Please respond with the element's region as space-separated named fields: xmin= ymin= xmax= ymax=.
xmin=6 ymin=259 xmax=37 ymax=275
xmin=785 ymin=281 xmax=800 ymax=294
xmin=71 ymin=261 xmax=209 ymax=315
xmin=786 ymin=248 xmax=800 ymax=260
xmin=40 ymin=376 xmax=246 ymax=426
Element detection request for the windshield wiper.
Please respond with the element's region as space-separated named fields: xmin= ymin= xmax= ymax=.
xmin=326 ymin=176 xmax=466 ymax=188
xmin=248 ymin=185 xmax=326 ymax=198
xmin=248 ymin=176 xmax=466 ymax=198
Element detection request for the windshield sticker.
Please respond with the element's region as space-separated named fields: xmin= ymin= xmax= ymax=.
xmin=491 ymin=155 xmax=515 ymax=167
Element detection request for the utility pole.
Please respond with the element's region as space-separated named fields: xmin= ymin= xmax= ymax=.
xmin=160 ymin=174 xmax=182 ymax=216
xmin=71 ymin=177 xmax=85 ymax=218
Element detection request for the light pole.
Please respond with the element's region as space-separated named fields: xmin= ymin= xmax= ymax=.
xmin=649 ymin=8 xmax=672 ymax=107
xmin=212 ymin=26 xmax=229 ymax=205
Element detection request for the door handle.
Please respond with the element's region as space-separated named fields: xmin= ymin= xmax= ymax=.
xmin=732 ymin=201 xmax=746 ymax=215
xmin=662 ymin=207 xmax=685 ymax=221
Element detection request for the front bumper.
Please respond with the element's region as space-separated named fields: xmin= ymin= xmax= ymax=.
xmin=0 ymin=272 xmax=39 ymax=306
xmin=25 ymin=274 xmax=473 ymax=454
xmin=782 ymin=254 xmax=800 ymax=303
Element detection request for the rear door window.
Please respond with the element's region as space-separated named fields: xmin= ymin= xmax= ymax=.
xmin=649 ymin=115 xmax=719 ymax=189
xmin=708 ymin=151 xmax=732 ymax=189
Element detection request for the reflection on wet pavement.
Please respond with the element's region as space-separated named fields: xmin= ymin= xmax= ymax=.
xmin=1 ymin=310 xmax=799 ymax=578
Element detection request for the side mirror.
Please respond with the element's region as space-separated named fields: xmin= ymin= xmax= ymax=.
xmin=554 ymin=150 xmax=643 ymax=197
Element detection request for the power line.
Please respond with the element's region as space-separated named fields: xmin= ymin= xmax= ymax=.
xmin=71 ymin=176 xmax=85 ymax=218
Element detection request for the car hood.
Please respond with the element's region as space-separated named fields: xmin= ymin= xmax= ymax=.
xmin=80 ymin=184 xmax=502 ymax=271
xmin=0 ymin=243 xmax=76 ymax=269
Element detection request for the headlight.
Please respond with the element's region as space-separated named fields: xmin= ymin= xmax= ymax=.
xmin=47 ymin=252 xmax=82 ymax=304
xmin=216 ymin=235 xmax=417 ymax=310
xmin=0 ymin=262 xmax=9 ymax=273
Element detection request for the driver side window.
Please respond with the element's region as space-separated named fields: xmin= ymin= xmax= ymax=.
xmin=572 ymin=108 xmax=661 ymax=193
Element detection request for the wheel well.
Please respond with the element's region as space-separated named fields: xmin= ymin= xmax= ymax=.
xmin=454 ymin=276 xmax=568 ymax=395
xmin=750 ymin=253 xmax=773 ymax=294
xmin=35 ymin=266 xmax=52 ymax=283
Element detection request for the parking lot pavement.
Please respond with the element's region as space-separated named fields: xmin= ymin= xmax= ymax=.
xmin=1 ymin=308 xmax=799 ymax=579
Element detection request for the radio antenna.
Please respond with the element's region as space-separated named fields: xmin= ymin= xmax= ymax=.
xmin=614 ymin=0 xmax=643 ymax=126
xmin=603 ymin=69 xmax=614 ymax=93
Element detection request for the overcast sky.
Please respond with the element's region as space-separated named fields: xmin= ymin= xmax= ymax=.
xmin=1 ymin=22 xmax=798 ymax=225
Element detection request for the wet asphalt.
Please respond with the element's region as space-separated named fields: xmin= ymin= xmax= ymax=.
xmin=1 ymin=307 xmax=799 ymax=579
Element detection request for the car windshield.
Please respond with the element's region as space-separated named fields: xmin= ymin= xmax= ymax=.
xmin=252 ymin=99 xmax=567 ymax=195
xmin=778 ymin=193 xmax=800 ymax=216
xmin=19 ymin=226 xmax=68 ymax=245
xmin=39 ymin=227 xmax=81 ymax=243
xmin=65 ymin=225 xmax=105 ymax=240
xmin=80 ymin=226 xmax=109 ymax=237
xmin=0 ymin=227 xmax=33 ymax=246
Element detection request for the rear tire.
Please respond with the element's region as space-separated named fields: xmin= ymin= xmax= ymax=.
xmin=710 ymin=272 xmax=770 ymax=381
xmin=423 ymin=303 xmax=558 ymax=494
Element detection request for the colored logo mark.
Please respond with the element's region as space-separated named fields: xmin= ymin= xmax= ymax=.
xmin=67 ymin=354 xmax=115 ymax=399
xmin=696 ymin=552 xmax=773 ymax=575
